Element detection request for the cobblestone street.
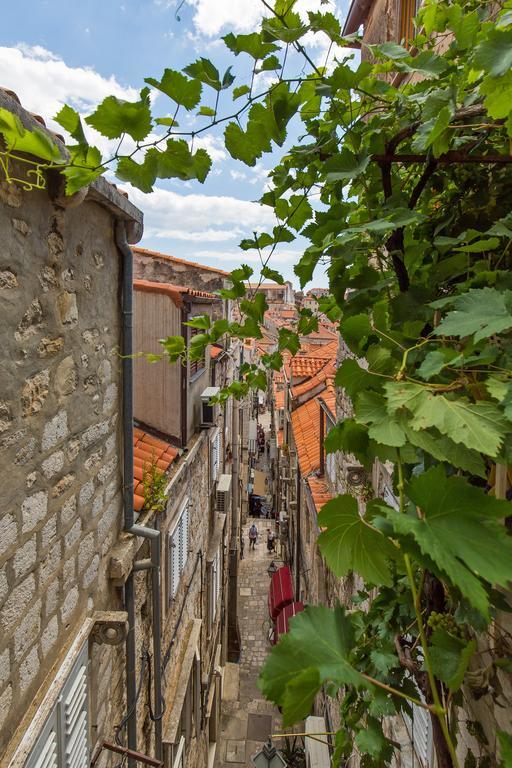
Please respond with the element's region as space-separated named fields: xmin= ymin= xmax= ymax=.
xmin=215 ymin=515 xmax=284 ymax=767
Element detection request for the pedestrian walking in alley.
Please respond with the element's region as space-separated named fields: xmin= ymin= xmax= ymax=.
xmin=248 ymin=523 xmax=258 ymax=550
xmin=266 ymin=528 xmax=276 ymax=554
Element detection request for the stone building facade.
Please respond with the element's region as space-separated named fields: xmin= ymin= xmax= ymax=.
xmin=0 ymin=90 xmax=146 ymax=767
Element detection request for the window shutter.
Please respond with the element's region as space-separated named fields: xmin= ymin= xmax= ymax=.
xmin=26 ymin=713 xmax=59 ymax=768
xmin=60 ymin=643 xmax=89 ymax=768
xmin=211 ymin=430 xmax=221 ymax=486
xmin=179 ymin=502 xmax=189 ymax=573
xmin=403 ymin=674 xmax=433 ymax=766
xmin=169 ymin=529 xmax=180 ymax=602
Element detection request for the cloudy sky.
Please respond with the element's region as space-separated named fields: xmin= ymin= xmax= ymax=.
xmin=0 ymin=0 xmax=352 ymax=286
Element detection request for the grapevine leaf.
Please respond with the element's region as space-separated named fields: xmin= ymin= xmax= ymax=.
xmin=116 ymin=154 xmax=158 ymax=193
xmin=433 ymin=288 xmax=512 ymax=342
xmin=258 ymin=604 xmax=369 ymax=725
xmin=335 ymin=358 xmax=382 ymax=399
xmin=355 ymin=391 xmax=406 ymax=447
xmin=355 ymin=718 xmax=387 ymax=758
xmin=474 ymin=28 xmax=512 ymax=78
xmin=145 ymin=69 xmax=202 ymax=109
xmin=498 ymin=732 xmax=512 ymax=768
xmin=159 ymin=335 xmax=186 ymax=362
xmin=183 ymin=58 xmax=221 ymax=90
xmin=260 ymin=266 xmax=285 ymax=284
xmin=324 ymin=149 xmax=370 ymax=181
xmin=385 ymin=382 xmax=508 ymax=457
xmin=403 ymin=424 xmax=486 ymax=478
xmin=233 ymin=85 xmax=250 ymax=100
xmin=486 ymin=376 xmax=512 ymax=419
xmin=379 ymin=466 xmax=512 ymax=616
xmin=86 ymin=92 xmax=152 ymax=140
xmin=54 ymin=104 xmax=87 ymax=145
xmin=223 ymin=31 xmax=279 ymax=59
xmin=428 ymin=628 xmax=476 ymax=693
xmin=278 ymin=328 xmax=300 ymax=355
xmin=0 ymin=108 xmax=63 ymax=162
xmin=317 ymin=495 xmax=397 ymax=586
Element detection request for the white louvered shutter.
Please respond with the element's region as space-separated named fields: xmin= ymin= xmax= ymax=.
xmin=210 ymin=430 xmax=221 ymax=486
xmin=26 ymin=713 xmax=59 ymax=768
xmin=169 ymin=528 xmax=180 ymax=601
xmin=60 ymin=643 xmax=89 ymax=768
xmin=179 ymin=501 xmax=189 ymax=573
xmin=403 ymin=673 xmax=433 ymax=767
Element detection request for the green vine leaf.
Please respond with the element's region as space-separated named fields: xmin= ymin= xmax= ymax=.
xmin=317 ymin=495 xmax=398 ymax=586
xmin=86 ymin=91 xmax=152 ymax=140
xmin=428 ymin=628 xmax=476 ymax=693
xmin=145 ymin=69 xmax=202 ymax=109
xmin=378 ymin=466 xmax=512 ymax=616
xmin=432 ymin=287 xmax=512 ymax=342
xmin=258 ymin=604 xmax=369 ymax=725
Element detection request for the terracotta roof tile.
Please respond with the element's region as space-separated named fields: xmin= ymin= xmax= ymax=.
xmin=291 ymin=360 xmax=336 ymax=399
xmin=290 ymin=357 xmax=326 ymax=378
xmin=291 ymin=397 xmax=323 ymax=476
xmin=134 ymin=279 xmax=219 ymax=306
xmin=133 ymin=246 xmax=230 ymax=276
xmin=307 ymin=476 xmax=333 ymax=515
xmin=132 ymin=428 xmax=178 ymax=511
xmin=211 ymin=345 xmax=224 ymax=359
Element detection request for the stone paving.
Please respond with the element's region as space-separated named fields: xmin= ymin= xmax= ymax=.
xmin=215 ymin=519 xmax=285 ymax=767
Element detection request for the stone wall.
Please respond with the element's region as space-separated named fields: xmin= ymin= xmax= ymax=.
xmin=0 ymin=173 xmax=141 ymax=761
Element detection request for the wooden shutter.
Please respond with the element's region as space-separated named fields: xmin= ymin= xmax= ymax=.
xmin=60 ymin=643 xmax=89 ymax=768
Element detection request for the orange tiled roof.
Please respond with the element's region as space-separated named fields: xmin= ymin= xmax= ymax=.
xmin=290 ymin=357 xmax=326 ymax=378
xmin=210 ymin=345 xmax=224 ymax=359
xmin=291 ymin=360 xmax=336 ymax=399
xmin=296 ymin=339 xmax=338 ymax=360
xmin=133 ymin=427 xmax=178 ymax=511
xmin=274 ymin=390 xmax=285 ymax=410
xmin=307 ymin=476 xmax=333 ymax=515
xmin=291 ymin=397 xmax=323 ymax=476
xmin=134 ymin=279 xmax=218 ymax=306
xmin=133 ymin=246 xmax=230 ymax=276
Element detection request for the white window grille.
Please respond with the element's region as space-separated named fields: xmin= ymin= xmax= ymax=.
xmin=168 ymin=499 xmax=190 ymax=603
xmin=26 ymin=642 xmax=89 ymax=768
xmin=210 ymin=429 xmax=221 ymax=487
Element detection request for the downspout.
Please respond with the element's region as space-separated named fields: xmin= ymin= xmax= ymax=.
xmin=116 ymin=221 xmax=163 ymax=764
xmin=180 ymin=304 xmax=189 ymax=447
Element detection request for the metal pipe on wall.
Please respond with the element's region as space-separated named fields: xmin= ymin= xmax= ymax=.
xmin=116 ymin=221 xmax=163 ymax=764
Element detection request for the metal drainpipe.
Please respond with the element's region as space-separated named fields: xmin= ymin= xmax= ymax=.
xmin=116 ymin=221 xmax=163 ymax=765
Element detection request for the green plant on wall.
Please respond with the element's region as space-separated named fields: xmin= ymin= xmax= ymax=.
xmin=3 ymin=1 xmax=512 ymax=764
xmin=142 ymin=457 xmax=168 ymax=514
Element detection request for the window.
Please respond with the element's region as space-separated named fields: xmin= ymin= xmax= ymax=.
xmin=168 ymin=499 xmax=190 ymax=603
xmin=27 ymin=642 xmax=89 ymax=768
xmin=189 ymin=326 xmax=206 ymax=378
xmin=326 ymin=451 xmax=336 ymax=487
xmin=210 ymin=429 xmax=221 ymax=488
xmin=399 ymin=0 xmax=421 ymax=45
xmin=207 ymin=549 xmax=221 ymax=633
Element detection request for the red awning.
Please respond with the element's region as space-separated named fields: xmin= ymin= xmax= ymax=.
xmin=268 ymin=565 xmax=294 ymax=620
xmin=273 ymin=601 xmax=304 ymax=644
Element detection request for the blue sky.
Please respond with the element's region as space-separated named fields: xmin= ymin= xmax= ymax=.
xmin=0 ymin=0 xmax=352 ymax=287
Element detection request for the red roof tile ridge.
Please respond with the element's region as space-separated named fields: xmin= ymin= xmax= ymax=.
xmin=133 ymin=246 xmax=230 ymax=275
xmin=134 ymin=279 xmax=218 ymax=305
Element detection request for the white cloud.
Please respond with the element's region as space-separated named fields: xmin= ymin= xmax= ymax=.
xmin=194 ymin=135 xmax=227 ymax=162
xmin=0 ymin=44 xmax=136 ymax=122
xmin=126 ymin=184 xmax=277 ymax=241
xmin=187 ymin=0 xmax=338 ymax=37
xmin=193 ymin=247 xmax=303 ymax=265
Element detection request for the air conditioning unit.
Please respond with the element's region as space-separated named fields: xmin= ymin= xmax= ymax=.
xmin=346 ymin=465 xmax=367 ymax=487
xmin=201 ymin=387 xmax=220 ymax=427
xmin=216 ymin=474 xmax=232 ymax=513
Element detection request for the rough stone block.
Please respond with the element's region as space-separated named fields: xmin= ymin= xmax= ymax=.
xmin=0 ymin=180 xmax=22 ymax=206
xmin=61 ymin=495 xmax=77 ymax=526
xmin=0 ymin=568 xmax=7 ymax=606
xmin=79 ymin=479 xmax=94 ymax=508
xmin=97 ymin=359 xmax=111 ymax=384
xmin=65 ymin=519 xmax=82 ymax=548
xmin=0 ymin=685 xmax=12 ymax=732
xmin=85 ymin=450 xmax=102 ymax=472
xmin=102 ymin=383 xmax=118 ymax=415
xmin=45 ymin=579 xmax=59 ymax=618
xmin=42 ymin=450 xmax=64 ymax=479
xmin=42 ymin=409 xmax=68 ymax=451
xmin=98 ymin=457 xmax=116 ymax=484
xmin=19 ymin=646 xmax=39 ymax=695
xmin=105 ymin=433 xmax=116 ymax=456
xmin=15 ymin=299 xmax=43 ymax=341
xmin=39 ymin=265 xmax=59 ymax=292
xmin=83 ymin=555 xmax=100 ymax=589
xmin=98 ymin=501 xmax=119 ymax=543
xmin=66 ymin=437 xmax=80 ymax=462
xmin=60 ymin=586 xmax=79 ymax=625
xmin=21 ymin=369 xmax=50 ymax=417
xmin=41 ymin=516 xmax=57 ymax=550
xmin=91 ymin=491 xmax=104 ymax=517
xmin=57 ymin=292 xmax=78 ymax=325
xmin=12 ymin=217 xmax=30 ymax=235
xmin=41 ymin=615 xmax=59 ymax=656
xmin=0 ymin=401 xmax=13 ymax=434
xmin=78 ymin=532 xmax=95 ymax=573
xmin=39 ymin=541 xmax=61 ymax=586
xmin=81 ymin=420 xmax=109 ymax=449
xmin=0 ymin=269 xmax=18 ymax=289
xmin=21 ymin=491 xmax=48 ymax=533
xmin=14 ymin=598 xmax=41 ymax=661
xmin=37 ymin=336 xmax=64 ymax=357
xmin=15 ymin=438 xmax=37 ymax=466
xmin=0 ymin=574 xmax=36 ymax=632
xmin=55 ymin=355 xmax=77 ymax=397
xmin=13 ymin=535 xmax=37 ymax=579
xmin=0 ymin=647 xmax=9 ymax=688
xmin=52 ymin=473 xmax=75 ymax=498
xmin=0 ymin=514 xmax=17 ymax=558
xmin=63 ymin=556 xmax=76 ymax=591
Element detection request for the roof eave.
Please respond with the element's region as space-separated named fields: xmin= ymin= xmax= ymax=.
xmin=342 ymin=0 xmax=373 ymax=36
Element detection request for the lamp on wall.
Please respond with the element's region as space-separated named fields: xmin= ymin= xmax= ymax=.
xmin=251 ymin=740 xmax=286 ymax=768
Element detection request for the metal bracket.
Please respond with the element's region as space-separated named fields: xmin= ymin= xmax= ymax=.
xmin=91 ymin=611 xmax=128 ymax=645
